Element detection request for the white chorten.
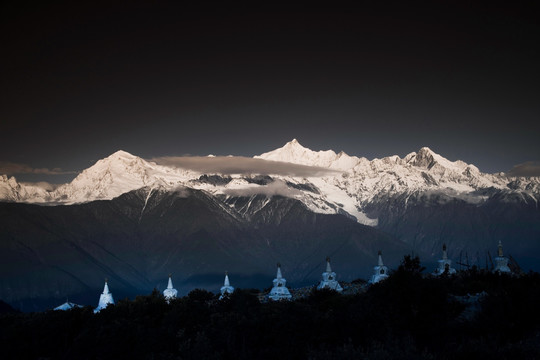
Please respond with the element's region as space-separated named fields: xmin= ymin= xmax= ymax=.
xmin=268 ymin=263 xmax=292 ymax=301
xmin=494 ymin=241 xmax=511 ymax=274
xmin=219 ymin=272 xmax=235 ymax=299
xmin=317 ymin=257 xmax=343 ymax=292
xmin=163 ymin=274 xmax=178 ymax=302
xmin=433 ymin=244 xmax=456 ymax=276
xmin=54 ymin=300 xmax=82 ymax=311
xmin=94 ymin=279 xmax=115 ymax=313
xmin=369 ymin=250 xmax=389 ymax=284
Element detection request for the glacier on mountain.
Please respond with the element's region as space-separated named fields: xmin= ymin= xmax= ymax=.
xmin=1 ymin=140 xmax=538 ymax=226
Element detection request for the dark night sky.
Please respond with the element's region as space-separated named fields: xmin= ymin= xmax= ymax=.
xmin=1 ymin=3 xmax=539 ymax=183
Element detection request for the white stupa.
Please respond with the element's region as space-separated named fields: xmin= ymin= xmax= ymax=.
xmin=268 ymin=263 xmax=292 ymax=301
xmin=494 ymin=241 xmax=511 ymax=274
xmin=219 ymin=272 xmax=235 ymax=299
xmin=369 ymin=250 xmax=389 ymax=284
xmin=433 ymin=244 xmax=456 ymax=276
xmin=317 ymin=257 xmax=343 ymax=292
xmin=163 ymin=274 xmax=178 ymax=302
xmin=54 ymin=300 xmax=83 ymax=311
xmin=94 ymin=279 xmax=115 ymax=313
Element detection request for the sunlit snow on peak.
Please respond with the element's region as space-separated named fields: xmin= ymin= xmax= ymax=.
xmin=1 ymin=144 xmax=539 ymax=227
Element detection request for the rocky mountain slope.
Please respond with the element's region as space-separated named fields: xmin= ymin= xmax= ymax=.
xmin=2 ymin=140 xmax=538 ymax=225
xmin=1 ymin=140 xmax=539 ymax=309
xmin=0 ymin=188 xmax=404 ymax=310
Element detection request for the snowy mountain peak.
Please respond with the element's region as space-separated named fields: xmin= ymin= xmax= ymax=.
xmin=280 ymin=138 xmax=312 ymax=153
xmin=418 ymin=146 xmax=434 ymax=154
xmin=1 ymin=143 xmax=538 ymax=227
xmin=49 ymin=150 xmax=195 ymax=204
xmin=107 ymin=150 xmax=138 ymax=159
xmin=0 ymin=175 xmax=51 ymax=202
xmin=289 ymin=138 xmax=300 ymax=145
xmin=257 ymin=139 xmax=360 ymax=170
xmin=405 ymin=147 xmax=468 ymax=174
xmin=50 ymin=151 xmax=154 ymax=203
xmin=77 ymin=151 xmax=150 ymax=183
xmin=409 ymin=147 xmax=438 ymax=168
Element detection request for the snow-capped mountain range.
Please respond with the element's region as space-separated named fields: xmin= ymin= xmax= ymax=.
xmin=2 ymin=140 xmax=540 ymax=307
xmin=1 ymin=139 xmax=539 ymax=226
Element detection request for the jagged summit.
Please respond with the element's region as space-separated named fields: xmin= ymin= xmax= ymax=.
xmin=408 ymin=147 xmax=441 ymax=168
xmin=1 ymin=143 xmax=538 ymax=227
xmin=288 ymin=138 xmax=300 ymax=145
xmin=406 ymin=147 xmax=467 ymax=172
xmin=0 ymin=174 xmax=52 ymax=202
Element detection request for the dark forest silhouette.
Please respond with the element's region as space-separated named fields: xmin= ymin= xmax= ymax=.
xmin=2 ymin=256 xmax=540 ymax=359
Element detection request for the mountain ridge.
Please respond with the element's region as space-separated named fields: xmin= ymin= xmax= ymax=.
xmin=1 ymin=140 xmax=539 ymax=227
xmin=1 ymin=141 xmax=539 ymax=309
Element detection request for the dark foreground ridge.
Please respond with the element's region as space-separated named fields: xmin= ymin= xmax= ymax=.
xmin=2 ymin=260 xmax=540 ymax=360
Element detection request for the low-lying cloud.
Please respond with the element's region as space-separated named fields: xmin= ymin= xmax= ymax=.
xmin=507 ymin=161 xmax=540 ymax=177
xmin=418 ymin=189 xmax=487 ymax=205
xmin=223 ymin=179 xmax=303 ymax=197
xmin=151 ymin=156 xmax=338 ymax=177
xmin=20 ymin=181 xmax=61 ymax=191
xmin=0 ymin=161 xmax=77 ymax=176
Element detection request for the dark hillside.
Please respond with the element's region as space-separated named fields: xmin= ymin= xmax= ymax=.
xmin=1 ymin=266 xmax=539 ymax=359
xmin=0 ymin=189 xmax=405 ymax=310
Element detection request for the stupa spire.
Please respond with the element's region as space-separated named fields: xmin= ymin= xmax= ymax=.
xmin=433 ymin=244 xmax=456 ymax=276
xmin=494 ymin=241 xmax=511 ymax=274
xmin=442 ymin=244 xmax=448 ymax=260
xmin=94 ymin=278 xmax=115 ymax=313
xmin=317 ymin=257 xmax=343 ymax=292
xmin=163 ymin=274 xmax=178 ymax=302
xmin=220 ymin=271 xmax=234 ymax=299
xmin=378 ymin=250 xmax=384 ymax=266
xmin=276 ymin=263 xmax=283 ymax=279
xmin=369 ymin=250 xmax=389 ymax=284
xmin=268 ymin=263 xmax=292 ymax=301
